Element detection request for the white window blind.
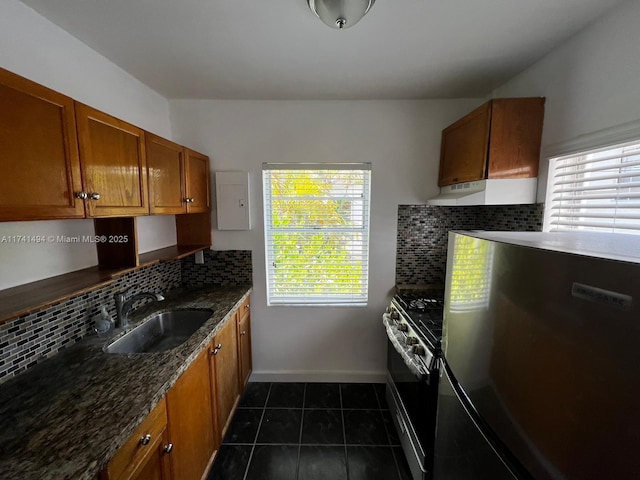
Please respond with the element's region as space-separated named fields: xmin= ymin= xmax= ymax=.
xmin=262 ymin=163 xmax=371 ymax=306
xmin=545 ymin=139 xmax=640 ymax=234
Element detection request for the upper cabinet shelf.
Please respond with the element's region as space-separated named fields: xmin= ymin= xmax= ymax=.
xmin=438 ymin=97 xmax=545 ymax=187
xmin=0 ymin=67 xmax=213 ymax=321
xmin=0 ymin=243 xmax=210 ymax=324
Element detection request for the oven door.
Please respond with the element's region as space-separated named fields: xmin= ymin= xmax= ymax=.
xmin=386 ymin=339 xmax=438 ymax=480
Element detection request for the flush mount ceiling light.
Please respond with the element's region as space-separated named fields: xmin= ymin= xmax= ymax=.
xmin=307 ymin=0 xmax=376 ymax=29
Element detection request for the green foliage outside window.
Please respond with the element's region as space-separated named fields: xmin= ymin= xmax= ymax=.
xmin=267 ymin=170 xmax=368 ymax=300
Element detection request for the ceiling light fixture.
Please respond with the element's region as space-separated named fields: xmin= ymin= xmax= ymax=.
xmin=307 ymin=0 xmax=376 ymax=30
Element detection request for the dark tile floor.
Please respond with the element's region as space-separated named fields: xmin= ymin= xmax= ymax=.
xmin=208 ymin=382 xmax=412 ymax=480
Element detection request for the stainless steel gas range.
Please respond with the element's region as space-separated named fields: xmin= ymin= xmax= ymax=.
xmin=383 ymin=291 xmax=444 ymax=480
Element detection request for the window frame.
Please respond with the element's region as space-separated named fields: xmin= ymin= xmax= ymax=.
xmin=262 ymin=163 xmax=372 ymax=307
xmin=544 ymin=138 xmax=640 ymax=234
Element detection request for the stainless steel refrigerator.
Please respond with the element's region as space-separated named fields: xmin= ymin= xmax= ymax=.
xmin=434 ymin=231 xmax=640 ymax=480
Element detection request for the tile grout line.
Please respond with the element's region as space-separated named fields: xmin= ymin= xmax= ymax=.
xmin=339 ymin=384 xmax=350 ymax=480
xmin=234 ymin=383 xmax=395 ymax=480
xmin=377 ymin=383 xmax=404 ymax=480
xmin=242 ymin=383 xmax=272 ymax=480
xmin=295 ymin=383 xmax=307 ymax=480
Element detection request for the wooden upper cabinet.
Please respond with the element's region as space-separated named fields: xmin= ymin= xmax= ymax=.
xmin=146 ymin=137 xmax=211 ymax=215
xmin=0 ymin=67 xmax=85 ymax=221
xmin=439 ymin=102 xmax=491 ymax=187
xmin=146 ymin=133 xmax=186 ymax=215
xmin=438 ymin=98 xmax=545 ymax=187
xmin=184 ymin=149 xmax=210 ymax=214
xmin=487 ymin=98 xmax=545 ymax=179
xmin=75 ymin=103 xmax=149 ymax=217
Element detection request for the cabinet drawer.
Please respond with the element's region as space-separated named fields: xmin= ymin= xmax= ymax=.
xmin=239 ymin=296 xmax=250 ymax=317
xmin=106 ymin=399 xmax=168 ymax=480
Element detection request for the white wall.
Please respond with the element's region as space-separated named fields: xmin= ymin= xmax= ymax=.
xmin=0 ymin=0 xmax=175 ymax=289
xmin=169 ymin=99 xmax=480 ymax=381
xmin=492 ymin=0 xmax=640 ymax=202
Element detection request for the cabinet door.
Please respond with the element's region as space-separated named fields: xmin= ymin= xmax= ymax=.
xmin=184 ymin=149 xmax=210 ymax=214
xmin=166 ymin=350 xmax=215 ymax=480
xmin=0 ymin=67 xmax=85 ymax=221
xmin=75 ymin=103 xmax=149 ymax=217
xmin=438 ymin=102 xmax=491 ymax=187
xmin=237 ymin=299 xmax=252 ymax=391
xmin=211 ymin=315 xmax=240 ymax=440
xmin=128 ymin=430 xmax=172 ymax=480
xmin=487 ymin=98 xmax=545 ymax=179
xmin=105 ymin=399 xmax=171 ymax=480
xmin=146 ymin=133 xmax=186 ymax=214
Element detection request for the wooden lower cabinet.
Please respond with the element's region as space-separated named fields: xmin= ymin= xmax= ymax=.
xmin=237 ymin=298 xmax=252 ymax=391
xmin=102 ymin=399 xmax=172 ymax=480
xmin=128 ymin=430 xmax=172 ymax=480
xmin=102 ymin=300 xmax=254 ymax=480
xmin=166 ymin=349 xmax=217 ymax=480
xmin=210 ymin=315 xmax=240 ymax=441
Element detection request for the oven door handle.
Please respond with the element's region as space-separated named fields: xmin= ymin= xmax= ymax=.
xmin=383 ymin=314 xmax=429 ymax=380
xmin=395 ymin=410 xmax=407 ymax=436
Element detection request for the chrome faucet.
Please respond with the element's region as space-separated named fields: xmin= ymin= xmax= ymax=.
xmin=114 ymin=286 xmax=164 ymax=329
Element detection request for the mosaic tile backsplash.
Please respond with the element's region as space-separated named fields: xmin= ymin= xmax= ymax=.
xmin=182 ymin=250 xmax=253 ymax=287
xmin=396 ymin=204 xmax=544 ymax=285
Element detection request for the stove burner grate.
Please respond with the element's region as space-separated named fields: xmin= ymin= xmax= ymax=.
xmin=407 ymin=298 xmax=442 ymax=312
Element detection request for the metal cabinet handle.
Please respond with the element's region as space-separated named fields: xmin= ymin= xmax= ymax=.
xmin=184 ymin=197 xmax=195 ymax=203
xmin=139 ymin=434 xmax=152 ymax=446
xmin=240 ymin=330 xmax=246 ymax=336
xmin=164 ymin=443 xmax=173 ymax=454
xmin=212 ymin=343 xmax=222 ymax=355
xmin=244 ymin=304 xmax=250 ymax=310
xmin=76 ymin=192 xmax=88 ymax=199
xmin=90 ymin=192 xmax=100 ymax=200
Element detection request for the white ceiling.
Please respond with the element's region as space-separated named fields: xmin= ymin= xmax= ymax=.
xmin=19 ymin=0 xmax=623 ymax=100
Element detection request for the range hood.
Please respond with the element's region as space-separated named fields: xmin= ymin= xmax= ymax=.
xmin=427 ymin=178 xmax=538 ymax=206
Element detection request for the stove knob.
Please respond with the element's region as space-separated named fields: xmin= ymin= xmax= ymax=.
xmin=412 ymin=345 xmax=425 ymax=356
xmin=390 ymin=311 xmax=399 ymax=321
xmin=405 ymin=336 xmax=418 ymax=346
xmin=397 ymin=323 xmax=408 ymax=332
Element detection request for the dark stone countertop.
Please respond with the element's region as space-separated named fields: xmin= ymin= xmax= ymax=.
xmin=0 ymin=284 xmax=251 ymax=480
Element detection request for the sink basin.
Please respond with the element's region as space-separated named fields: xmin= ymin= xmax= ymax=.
xmin=105 ymin=309 xmax=213 ymax=354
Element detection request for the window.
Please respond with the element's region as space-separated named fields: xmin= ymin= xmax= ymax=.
xmin=262 ymin=163 xmax=371 ymax=306
xmin=544 ymin=139 xmax=640 ymax=234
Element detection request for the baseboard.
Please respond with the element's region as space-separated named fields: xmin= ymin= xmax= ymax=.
xmin=248 ymin=370 xmax=386 ymax=383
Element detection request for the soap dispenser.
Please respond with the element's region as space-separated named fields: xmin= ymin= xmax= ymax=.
xmin=94 ymin=306 xmax=114 ymax=336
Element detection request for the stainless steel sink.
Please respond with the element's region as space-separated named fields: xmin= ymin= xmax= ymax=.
xmin=105 ymin=309 xmax=213 ymax=354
